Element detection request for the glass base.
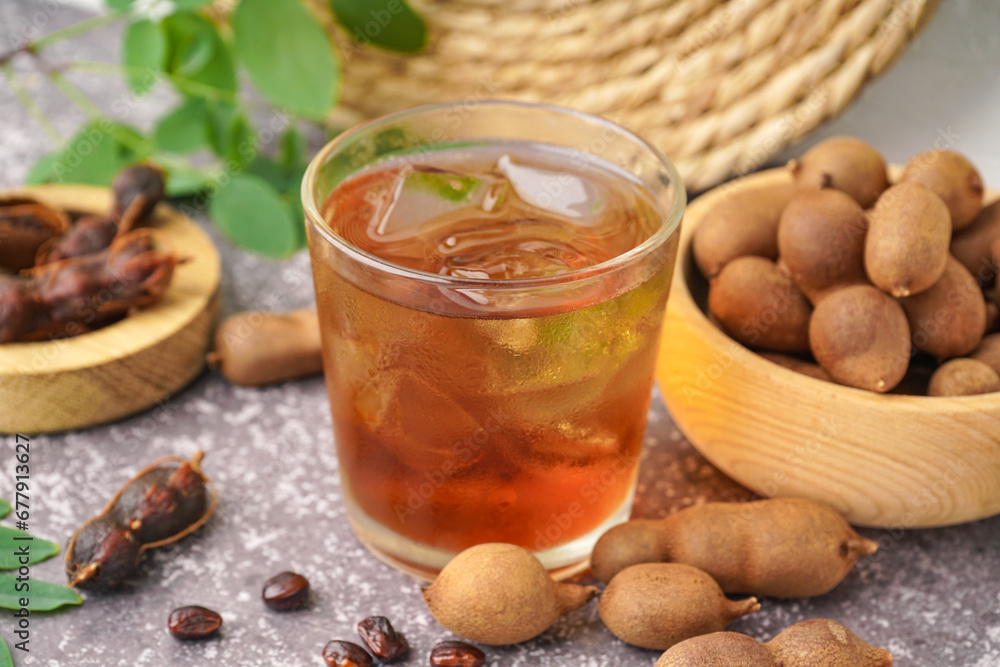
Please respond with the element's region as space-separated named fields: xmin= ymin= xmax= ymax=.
xmin=342 ymin=488 xmax=635 ymax=582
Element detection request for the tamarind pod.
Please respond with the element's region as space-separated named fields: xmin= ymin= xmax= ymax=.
xmin=0 ymin=198 xmax=71 ymax=271
xmin=0 ymin=279 xmax=45 ymax=343
xmin=36 ymin=215 xmax=119 ymax=265
xmin=111 ymin=164 xmax=165 ymax=224
xmin=33 ymin=164 xmax=166 ymax=266
xmin=0 ymin=230 xmax=177 ymax=343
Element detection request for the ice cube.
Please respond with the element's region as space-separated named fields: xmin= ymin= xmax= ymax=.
xmin=365 ymin=370 xmax=488 ymax=474
xmin=495 ymin=153 xmax=607 ymax=224
xmin=518 ymin=419 xmax=624 ymax=469
xmin=373 ymin=167 xmax=493 ymax=243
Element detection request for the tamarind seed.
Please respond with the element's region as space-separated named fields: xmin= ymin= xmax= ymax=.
xmin=429 ymin=641 xmax=486 ymax=667
xmin=323 ymin=640 xmax=374 ymax=667
xmin=357 ymin=616 xmax=409 ymax=661
xmin=262 ymin=571 xmax=310 ymax=611
xmin=168 ymin=605 xmax=223 ymax=640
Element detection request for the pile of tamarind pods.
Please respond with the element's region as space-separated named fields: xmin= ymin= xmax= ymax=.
xmin=0 ymin=164 xmax=175 ymax=343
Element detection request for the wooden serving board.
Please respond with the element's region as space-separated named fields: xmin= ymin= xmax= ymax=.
xmin=0 ymin=185 xmax=220 ymax=434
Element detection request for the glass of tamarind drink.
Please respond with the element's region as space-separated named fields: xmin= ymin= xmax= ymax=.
xmin=302 ymin=101 xmax=685 ymax=580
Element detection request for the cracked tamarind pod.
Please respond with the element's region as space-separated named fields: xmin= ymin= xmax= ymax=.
xmin=0 ymin=195 xmax=71 ymax=272
xmin=65 ymin=451 xmax=216 ymax=591
xmin=0 ymin=229 xmax=178 ymax=344
xmin=36 ymin=164 xmax=166 ymax=265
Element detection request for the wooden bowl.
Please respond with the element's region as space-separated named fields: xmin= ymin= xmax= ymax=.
xmin=0 ymin=185 xmax=220 ymax=434
xmin=657 ymin=167 xmax=1000 ymax=528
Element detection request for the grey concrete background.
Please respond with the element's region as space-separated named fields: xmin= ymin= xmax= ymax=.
xmin=0 ymin=1 xmax=998 ymax=665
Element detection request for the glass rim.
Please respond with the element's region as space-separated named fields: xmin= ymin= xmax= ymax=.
xmin=301 ymin=100 xmax=686 ymax=290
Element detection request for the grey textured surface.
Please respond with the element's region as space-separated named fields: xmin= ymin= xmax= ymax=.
xmin=1 ymin=1 xmax=999 ymax=665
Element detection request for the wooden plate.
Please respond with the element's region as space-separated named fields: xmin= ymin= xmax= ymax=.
xmin=657 ymin=167 xmax=1000 ymax=528
xmin=0 ymin=185 xmax=220 ymax=434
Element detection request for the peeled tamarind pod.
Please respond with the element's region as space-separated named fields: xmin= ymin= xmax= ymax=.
xmin=928 ymin=358 xmax=1000 ymax=397
xmin=655 ymin=620 xmax=893 ymax=667
xmin=655 ymin=632 xmax=777 ymax=667
xmin=899 ymin=255 xmax=987 ymax=359
xmin=766 ymin=618 xmax=894 ymax=667
xmin=777 ymin=189 xmax=868 ymax=304
xmin=692 ymin=182 xmax=798 ymax=278
xmin=421 ymin=543 xmax=598 ymax=645
xmin=707 ymin=256 xmax=812 ymax=353
xmin=971 ymin=333 xmax=1000 ymax=374
xmin=951 ymin=200 xmax=1000 ymax=286
xmin=207 ymin=308 xmax=323 ymax=386
xmin=901 ymin=149 xmax=984 ymax=231
xmin=598 ymin=563 xmax=760 ymax=650
xmin=591 ymin=498 xmax=878 ymax=597
xmin=788 ymin=136 xmax=889 ymax=209
xmin=865 ymin=181 xmax=951 ymax=298
xmin=808 ymin=285 xmax=910 ymax=393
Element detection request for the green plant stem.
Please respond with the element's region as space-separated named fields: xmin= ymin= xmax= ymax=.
xmin=1 ymin=64 xmax=62 ymax=144
xmin=46 ymin=69 xmax=151 ymax=157
xmin=31 ymin=10 xmax=128 ymax=51
xmin=68 ymin=60 xmax=241 ymax=104
xmin=47 ymin=69 xmax=104 ymax=119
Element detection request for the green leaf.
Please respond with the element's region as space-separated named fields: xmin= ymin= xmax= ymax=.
xmin=331 ymin=0 xmax=427 ymax=53
xmin=232 ymin=0 xmax=339 ymax=119
xmin=0 ymin=637 xmax=11 ymax=667
xmin=279 ymin=125 xmax=307 ymax=173
xmin=154 ymin=97 xmax=209 ymax=153
xmin=285 ymin=193 xmax=307 ymax=248
xmin=0 ymin=499 xmax=9 ymax=519
xmin=162 ymin=162 xmax=218 ymax=197
xmin=245 ymin=155 xmax=291 ymax=193
xmin=0 ymin=573 xmax=82 ymax=612
xmin=206 ymin=101 xmax=257 ymax=166
xmin=25 ymin=153 xmax=57 ymax=185
xmin=209 ymin=174 xmax=301 ymax=257
xmin=106 ymin=0 xmax=136 ymax=9
xmin=245 ymin=150 xmax=305 ymax=197
xmin=0 ymin=527 xmax=60 ymax=569
xmin=48 ymin=121 xmax=151 ymax=186
xmin=162 ymin=12 xmax=237 ymax=97
xmin=122 ymin=19 xmax=165 ymax=95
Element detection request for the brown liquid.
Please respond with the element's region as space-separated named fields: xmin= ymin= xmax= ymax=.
xmin=310 ymin=143 xmax=677 ymax=553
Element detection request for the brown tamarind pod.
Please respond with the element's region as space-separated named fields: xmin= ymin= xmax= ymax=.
xmin=591 ymin=498 xmax=878 ymax=597
xmin=35 ymin=164 xmax=166 ymax=265
xmin=36 ymin=215 xmax=120 ymax=265
xmin=0 ymin=229 xmax=178 ymax=343
xmin=655 ymin=620 xmax=892 ymax=667
xmin=112 ymin=164 xmax=166 ymax=225
xmin=207 ymin=308 xmax=323 ymax=386
xmin=66 ymin=451 xmax=216 ymax=591
xmin=0 ymin=195 xmax=70 ymax=272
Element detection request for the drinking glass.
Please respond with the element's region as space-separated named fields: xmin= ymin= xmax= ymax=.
xmin=302 ymin=101 xmax=685 ymax=580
